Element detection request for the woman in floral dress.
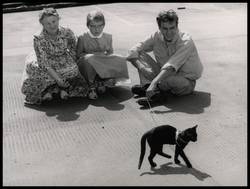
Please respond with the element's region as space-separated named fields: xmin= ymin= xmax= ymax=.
xmin=21 ymin=8 xmax=88 ymax=105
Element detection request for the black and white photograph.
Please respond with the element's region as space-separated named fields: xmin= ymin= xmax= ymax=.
xmin=2 ymin=2 xmax=247 ymax=186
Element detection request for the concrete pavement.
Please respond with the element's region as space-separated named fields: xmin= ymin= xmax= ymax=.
xmin=3 ymin=3 xmax=247 ymax=186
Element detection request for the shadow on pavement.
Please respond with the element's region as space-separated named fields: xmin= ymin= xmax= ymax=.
xmin=24 ymin=86 xmax=133 ymax=121
xmin=109 ymin=86 xmax=134 ymax=102
xmin=24 ymin=97 xmax=89 ymax=122
xmin=87 ymin=86 xmax=133 ymax=111
xmin=140 ymin=162 xmax=211 ymax=181
xmin=140 ymin=91 xmax=211 ymax=114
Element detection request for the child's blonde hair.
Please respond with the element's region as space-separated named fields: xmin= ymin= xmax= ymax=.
xmin=86 ymin=10 xmax=105 ymax=27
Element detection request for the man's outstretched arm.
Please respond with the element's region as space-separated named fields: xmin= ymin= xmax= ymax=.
xmin=146 ymin=66 xmax=175 ymax=98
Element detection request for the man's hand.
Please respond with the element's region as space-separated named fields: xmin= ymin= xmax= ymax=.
xmin=47 ymin=67 xmax=70 ymax=88
xmin=146 ymin=81 xmax=158 ymax=99
xmin=145 ymin=66 xmax=175 ymax=99
xmin=83 ymin=53 xmax=94 ymax=59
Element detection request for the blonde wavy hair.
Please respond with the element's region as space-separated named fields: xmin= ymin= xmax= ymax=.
xmin=39 ymin=8 xmax=60 ymax=24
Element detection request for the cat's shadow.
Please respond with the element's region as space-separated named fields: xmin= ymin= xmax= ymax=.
xmin=140 ymin=162 xmax=211 ymax=181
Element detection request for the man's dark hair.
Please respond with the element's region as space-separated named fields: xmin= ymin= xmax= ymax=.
xmin=156 ymin=9 xmax=179 ymax=28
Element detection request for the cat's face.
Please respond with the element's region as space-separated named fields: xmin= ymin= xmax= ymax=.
xmin=185 ymin=125 xmax=198 ymax=142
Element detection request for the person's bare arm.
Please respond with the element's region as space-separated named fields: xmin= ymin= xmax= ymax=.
xmin=146 ymin=66 xmax=175 ymax=98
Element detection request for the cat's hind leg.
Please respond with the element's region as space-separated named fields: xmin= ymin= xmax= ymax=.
xmin=158 ymin=151 xmax=172 ymax=159
xmin=157 ymin=145 xmax=172 ymax=159
xmin=148 ymin=150 xmax=157 ymax=168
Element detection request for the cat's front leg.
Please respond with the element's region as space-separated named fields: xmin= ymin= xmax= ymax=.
xmin=187 ymin=163 xmax=192 ymax=168
xmin=174 ymin=158 xmax=181 ymax=164
xmin=179 ymin=150 xmax=192 ymax=168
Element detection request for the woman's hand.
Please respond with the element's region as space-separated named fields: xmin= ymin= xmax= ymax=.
xmin=93 ymin=52 xmax=106 ymax=56
xmin=83 ymin=53 xmax=93 ymax=59
xmin=56 ymin=78 xmax=70 ymax=88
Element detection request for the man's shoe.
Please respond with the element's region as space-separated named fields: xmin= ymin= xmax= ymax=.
xmin=137 ymin=91 xmax=166 ymax=107
xmin=131 ymin=83 xmax=150 ymax=97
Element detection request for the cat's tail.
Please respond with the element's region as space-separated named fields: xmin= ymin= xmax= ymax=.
xmin=138 ymin=132 xmax=149 ymax=170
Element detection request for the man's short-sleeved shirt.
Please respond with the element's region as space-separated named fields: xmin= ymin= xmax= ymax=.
xmin=128 ymin=31 xmax=203 ymax=80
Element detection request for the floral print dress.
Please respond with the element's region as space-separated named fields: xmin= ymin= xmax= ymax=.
xmin=21 ymin=27 xmax=88 ymax=104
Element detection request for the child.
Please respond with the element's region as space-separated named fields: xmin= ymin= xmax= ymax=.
xmin=76 ymin=10 xmax=129 ymax=100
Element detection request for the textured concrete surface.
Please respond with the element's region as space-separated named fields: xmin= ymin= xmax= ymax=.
xmin=3 ymin=3 xmax=247 ymax=186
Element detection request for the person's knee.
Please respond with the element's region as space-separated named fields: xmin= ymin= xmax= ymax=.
xmin=158 ymin=76 xmax=195 ymax=95
xmin=78 ymin=59 xmax=92 ymax=70
xmin=77 ymin=61 xmax=85 ymax=74
xmin=77 ymin=58 xmax=84 ymax=67
xmin=170 ymin=79 xmax=195 ymax=96
xmin=157 ymin=76 xmax=180 ymax=91
xmin=171 ymin=85 xmax=193 ymax=96
xmin=126 ymin=57 xmax=137 ymax=63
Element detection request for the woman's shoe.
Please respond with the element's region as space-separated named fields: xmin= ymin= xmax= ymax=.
xmin=60 ymin=90 xmax=69 ymax=100
xmin=24 ymin=96 xmax=41 ymax=105
xmin=88 ymin=88 xmax=98 ymax=100
xmin=24 ymin=100 xmax=41 ymax=105
xmin=97 ymin=86 xmax=106 ymax=94
xmin=104 ymin=78 xmax=116 ymax=87
xmin=97 ymin=81 xmax=106 ymax=94
xmin=42 ymin=92 xmax=53 ymax=101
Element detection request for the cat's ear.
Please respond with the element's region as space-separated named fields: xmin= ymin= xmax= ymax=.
xmin=193 ymin=125 xmax=198 ymax=129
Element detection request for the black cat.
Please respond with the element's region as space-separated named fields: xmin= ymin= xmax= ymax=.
xmin=138 ymin=125 xmax=198 ymax=169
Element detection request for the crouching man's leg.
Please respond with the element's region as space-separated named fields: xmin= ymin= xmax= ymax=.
xmin=128 ymin=53 xmax=160 ymax=96
xmin=136 ymin=75 xmax=195 ymax=107
xmin=158 ymin=75 xmax=196 ymax=96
